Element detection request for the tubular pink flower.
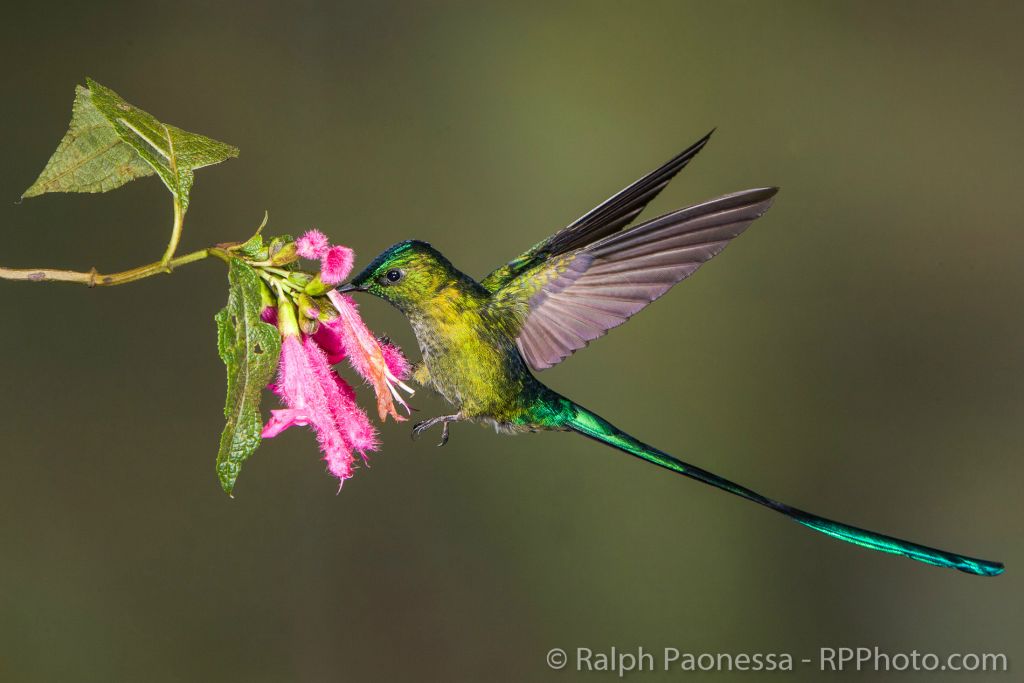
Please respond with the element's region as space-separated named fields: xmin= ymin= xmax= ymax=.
xmin=326 ymin=290 xmax=415 ymax=422
xmin=319 ymin=245 xmax=354 ymax=286
xmin=295 ymin=229 xmax=330 ymax=260
xmin=261 ymin=297 xmax=378 ymax=486
xmin=319 ymin=350 xmax=378 ymax=456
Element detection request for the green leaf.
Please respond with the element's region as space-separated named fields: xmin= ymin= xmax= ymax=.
xmin=215 ymin=260 xmax=281 ymax=495
xmin=24 ymin=79 xmax=239 ymax=210
xmin=22 ymin=86 xmax=155 ymax=197
xmin=236 ymin=233 xmax=265 ymax=258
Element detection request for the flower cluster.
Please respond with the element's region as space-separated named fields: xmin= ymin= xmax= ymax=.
xmin=259 ymin=230 xmax=413 ymax=488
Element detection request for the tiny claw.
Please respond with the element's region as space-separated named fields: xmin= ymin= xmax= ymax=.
xmin=411 ymin=414 xmax=457 ymax=445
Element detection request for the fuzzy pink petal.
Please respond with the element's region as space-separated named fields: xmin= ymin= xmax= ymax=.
xmin=319 ymin=246 xmax=355 ymax=286
xmin=275 ymin=336 xmax=315 ymax=408
xmin=261 ymin=408 xmax=310 ymax=438
xmin=312 ymin=316 xmax=348 ymax=365
xmin=316 ymin=426 xmax=355 ymax=483
xmin=381 ymin=342 xmax=411 ymax=381
xmin=329 ymin=373 xmax=378 ymax=455
xmin=303 ymin=337 xmax=379 ymax=453
xmin=296 ymin=229 xmax=330 ymax=260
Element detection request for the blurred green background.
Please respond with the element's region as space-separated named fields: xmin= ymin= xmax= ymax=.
xmin=0 ymin=1 xmax=1020 ymax=681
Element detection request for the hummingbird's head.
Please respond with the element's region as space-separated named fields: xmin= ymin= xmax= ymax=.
xmin=338 ymin=240 xmax=459 ymax=313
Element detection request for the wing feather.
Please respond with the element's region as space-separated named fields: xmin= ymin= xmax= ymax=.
xmin=506 ymin=187 xmax=778 ymax=370
xmin=545 ymin=130 xmax=715 ymax=256
xmin=481 ymin=131 xmax=714 ymax=292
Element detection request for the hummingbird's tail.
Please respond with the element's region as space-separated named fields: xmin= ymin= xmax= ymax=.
xmin=561 ymin=401 xmax=1003 ymax=576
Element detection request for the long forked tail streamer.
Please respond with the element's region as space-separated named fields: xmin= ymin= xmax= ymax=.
xmin=565 ymin=402 xmax=1003 ymax=577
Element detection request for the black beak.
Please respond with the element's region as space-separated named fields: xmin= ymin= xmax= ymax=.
xmin=335 ymin=282 xmax=365 ymax=294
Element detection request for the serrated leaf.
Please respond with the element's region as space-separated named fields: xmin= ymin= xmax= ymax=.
xmin=237 ymin=233 xmax=265 ymax=258
xmin=23 ymin=79 xmax=239 ymax=210
xmin=22 ymin=86 xmax=155 ymax=197
xmin=215 ymin=260 xmax=281 ymax=495
xmin=87 ymin=79 xmax=238 ymax=211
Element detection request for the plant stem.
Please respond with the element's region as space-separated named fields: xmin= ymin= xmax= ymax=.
xmin=160 ymin=196 xmax=185 ymax=266
xmin=254 ymin=267 xmax=301 ymax=293
xmin=0 ymin=247 xmax=212 ymax=287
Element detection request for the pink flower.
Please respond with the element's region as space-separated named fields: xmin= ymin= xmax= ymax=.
xmin=261 ymin=297 xmax=377 ymax=487
xmin=327 ymin=289 xmax=414 ymax=421
xmin=295 ymin=229 xmax=330 ymax=260
xmin=259 ymin=234 xmax=416 ymax=489
xmin=319 ymin=245 xmax=354 ymax=286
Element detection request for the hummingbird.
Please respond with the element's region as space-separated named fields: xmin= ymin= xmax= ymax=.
xmin=337 ymin=131 xmax=1003 ymax=577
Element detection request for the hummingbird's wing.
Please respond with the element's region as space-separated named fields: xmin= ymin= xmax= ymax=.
xmin=480 ymin=131 xmax=713 ymax=293
xmin=494 ymin=188 xmax=777 ymax=370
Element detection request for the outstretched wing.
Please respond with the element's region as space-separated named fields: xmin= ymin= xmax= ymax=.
xmin=481 ymin=131 xmax=714 ymax=293
xmin=495 ymin=188 xmax=778 ymax=371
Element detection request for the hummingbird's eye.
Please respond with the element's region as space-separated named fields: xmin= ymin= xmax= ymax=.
xmin=384 ymin=268 xmax=404 ymax=284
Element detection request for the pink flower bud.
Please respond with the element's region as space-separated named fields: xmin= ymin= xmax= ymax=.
xmin=295 ymin=229 xmax=330 ymax=260
xmin=319 ymin=246 xmax=354 ymax=286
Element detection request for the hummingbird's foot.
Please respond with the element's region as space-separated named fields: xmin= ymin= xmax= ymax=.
xmin=412 ymin=413 xmax=460 ymax=446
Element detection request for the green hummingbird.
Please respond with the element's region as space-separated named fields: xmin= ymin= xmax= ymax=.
xmin=337 ymin=132 xmax=1003 ymax=577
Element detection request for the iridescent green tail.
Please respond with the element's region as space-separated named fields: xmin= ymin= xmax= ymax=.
xmin=563 ymin=401 xmax=1003 ymax=577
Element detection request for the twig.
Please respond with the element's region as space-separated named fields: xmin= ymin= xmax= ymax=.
xmin=0 ymin=247 xmax=212 ymax=287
